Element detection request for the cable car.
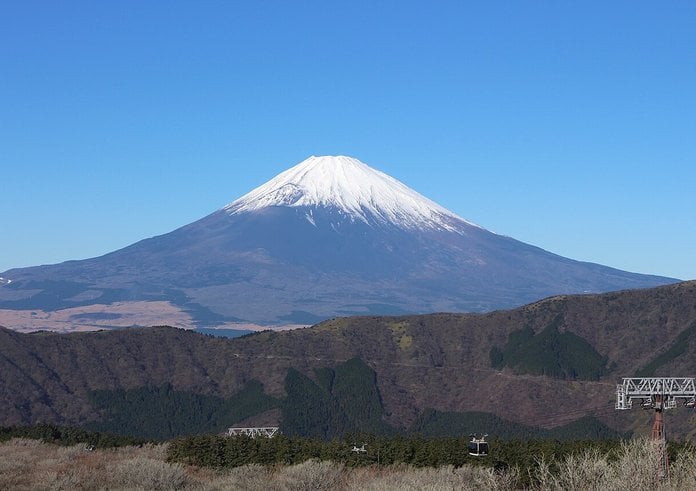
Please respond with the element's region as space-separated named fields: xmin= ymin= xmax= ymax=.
xmin=351 ymin=444 xmax=367 ymax=453
xmin=641 ymin=398 xmax=654 ymax=410
xmin=468 ymin=434 xmax=489 ymax=457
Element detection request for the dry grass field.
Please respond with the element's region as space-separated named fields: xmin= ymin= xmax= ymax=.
xmin=0 ymin=302 xmax=299 ymax=333
xmin=0 ymin=437 xmax=693 ymax=490
xmin=0 ymin=302 xmax=196 ymax=333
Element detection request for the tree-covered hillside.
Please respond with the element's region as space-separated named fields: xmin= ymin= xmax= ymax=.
xmin=0 ymin=280 xmax=694 ymax=439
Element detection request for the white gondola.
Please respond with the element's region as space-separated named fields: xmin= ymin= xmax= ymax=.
xmin=468 ymin=434 xmax=489 ymax=457
xmin=351 ymin=443 xmax=367 ymax=453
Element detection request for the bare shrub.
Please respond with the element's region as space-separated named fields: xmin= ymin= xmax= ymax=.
xmin=344 ymin=464 xmax=517 ymax=491
xmin=276 ymin=459 xmax=346 ymax=491
xmin=350 ymin=465 xmax=459 ymax=491
xmin=2 ymin=437 xmax=694 ymax=491
xmin=529 ymin=438 xmax=691 ymax=491
xmin=2 ymin=437 xmax=45 ymax=448
xmin=205 ymin=463 xmax=272 ymax=491
xmin=0 ymin=440 xmax=33 ymax=473
xmin=532 ymin=450 xmax=612 ymax=491
xmin=47 ymin=469 xmax=83 ymax=490
xmin=0 ymin=439 xmax=87 ymax=490
xmin=607 ymin=437 xmax=665 ymax=489
xmin=124 ymin=442 xmax=170 ymax=461
xmin=453 ymin=464 xmax=519 ymax=490
xmin=669 ymin=447 xmax=696 ymax=490
xmin=106 ymin=457 xmax=191 ymax=490
xmin=0 ymin=439 xmax=192 ymax=491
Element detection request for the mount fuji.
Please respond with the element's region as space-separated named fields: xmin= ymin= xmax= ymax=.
xmin=0 ymin=155 xmax=677 ymax=328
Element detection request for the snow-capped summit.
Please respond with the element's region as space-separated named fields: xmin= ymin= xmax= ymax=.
xmin=0 ymin=154 xmax=677 ymax=328
xmin=224 ymin=155 xmax=479 ymax=231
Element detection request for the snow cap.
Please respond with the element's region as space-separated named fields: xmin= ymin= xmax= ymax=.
xmin=224 ymin=155 xmax=479 ymax=231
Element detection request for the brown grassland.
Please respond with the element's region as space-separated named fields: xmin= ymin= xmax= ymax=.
xmin=0 ymin=437 xmax=694 ymax=490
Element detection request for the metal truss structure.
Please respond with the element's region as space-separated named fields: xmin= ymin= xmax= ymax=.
xmin=615 ymin=377 xmax=695 ymax=481
xmin=225 ymin=427 xmax=280 ymax=438
xmin=615 ymin=377 xmax=696 ymax=410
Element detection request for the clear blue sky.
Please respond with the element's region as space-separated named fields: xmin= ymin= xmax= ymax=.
xmin=2 ymin=1 xmax=695 ymax=280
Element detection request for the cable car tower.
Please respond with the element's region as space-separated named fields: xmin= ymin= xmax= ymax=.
xmin=615 ymin=377 xmax=696 ymax=481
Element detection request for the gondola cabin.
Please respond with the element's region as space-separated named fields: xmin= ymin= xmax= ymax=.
xmin=468 ymin=434 xmax=489 ymax=457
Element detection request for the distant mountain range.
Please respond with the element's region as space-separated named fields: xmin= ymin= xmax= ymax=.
xmin=1 ymin=281 xmax=694 ymax=439
xmin=0 ymin=155 xmax=678 ymax=328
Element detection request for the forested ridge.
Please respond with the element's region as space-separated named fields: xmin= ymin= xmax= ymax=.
xmin=0 ymin=280 xmax=694 ymax=439
xmin=75 ymin=357 xmax=625 ymax=440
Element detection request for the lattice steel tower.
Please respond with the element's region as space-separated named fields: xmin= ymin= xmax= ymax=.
xmin=615 ymin=377 xmax=696 ymax=480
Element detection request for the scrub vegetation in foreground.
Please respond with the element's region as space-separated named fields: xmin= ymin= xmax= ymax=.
xmin=1 ymin=435 xmax=694 ymax=490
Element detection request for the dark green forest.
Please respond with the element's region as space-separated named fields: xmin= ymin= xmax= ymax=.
xmin=490 ymin=314 xmax=608 ymax=380
xmin=636 ymin=321 xmax=696 ymax=377
xmin=84 ymin=357 xmax=624 ymax=441
xmin=281 ymin=358 xmax=393 ymax=439
xmin=0 ymin=423 xmax=147 ymax=448
xmin=88 ymin=380 xmax=280 ymax=440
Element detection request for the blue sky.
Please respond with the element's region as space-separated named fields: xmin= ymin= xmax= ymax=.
xmin=2 ymin=1 xmax=695 ymax=280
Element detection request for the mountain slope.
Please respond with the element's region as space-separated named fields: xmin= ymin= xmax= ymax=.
xmin=0 ymin=155 xmax=677 ymax=327
xmin=1 ymin=281 xmax=694 ymax=437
